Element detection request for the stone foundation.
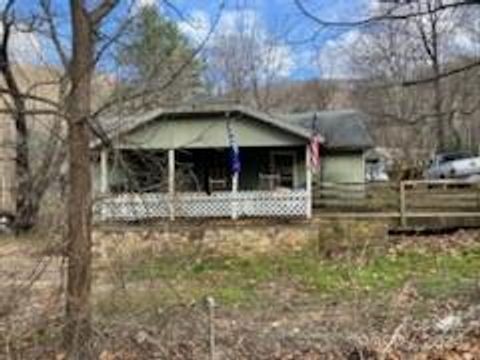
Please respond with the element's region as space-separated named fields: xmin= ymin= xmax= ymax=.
xmin=93 ymin=218 xmax=391 ymax=260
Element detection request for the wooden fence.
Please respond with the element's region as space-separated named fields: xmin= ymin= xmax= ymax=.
xmin=315 ymin=180 xmax=480 ymax=226
xmin=399 ymin=180 xmax=480 ymax=226
xmin=314 ymin=182 xmax=399 ymax=212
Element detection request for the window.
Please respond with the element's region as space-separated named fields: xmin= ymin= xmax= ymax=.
xmin=270 ymin=151 xmax=297 ymax=189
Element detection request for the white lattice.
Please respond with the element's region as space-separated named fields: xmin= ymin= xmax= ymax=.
xmin=233 ymin=191 xmax=307 ymax=217
xmin=94 ymin=190 xmax=309 ymax=221
xmin=175 ymin=193 xmax=233 ymax=217
xmin=95 ymin=193 xmax=170 ymax=221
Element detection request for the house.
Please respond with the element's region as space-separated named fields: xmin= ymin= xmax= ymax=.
xmin=284 ymin=110 xmax=374 ymax=185
xmin=93 ymin=104 xmax=373 ymax=221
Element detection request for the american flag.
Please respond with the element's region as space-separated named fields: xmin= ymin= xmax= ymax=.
xmin=309 ymin=134 xmax=321 ymax=173
xmin=226 ymin=119 xmax=241 ymax=174
xmin=309 ymin=113 xmax=321 ymax=173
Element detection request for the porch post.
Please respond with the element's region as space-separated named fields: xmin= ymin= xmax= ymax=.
xmin=168 ymin=149 xmax=175 ymax=220
xmin=100 ymin=148 xmax=109 ymax=194
xmin=231 ymin=172 xmax=239 ymax=220
xmin=305 ymin=145 xmax=312 ymax=219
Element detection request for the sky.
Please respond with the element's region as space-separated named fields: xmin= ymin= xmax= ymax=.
xmin=161 ymin=0 xmax=480 ymax=79
xmin=164 ymin=0 xmax=373 ymax=79
xmin=7 ymin=0 xmax=478 ymax=81
xmin=121 ymin=0 xmax=378 ymax=80
xmin=2 ymin=0 xmax=375 ymax=79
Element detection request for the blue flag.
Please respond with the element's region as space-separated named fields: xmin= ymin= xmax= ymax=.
xmin=226 ymin=119 xmax=241 ymax=174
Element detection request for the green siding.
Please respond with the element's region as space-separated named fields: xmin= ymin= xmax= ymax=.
xmin=321 ymin=151 xmax=365 ymax=184
xmin=118 ymin=117 xmax=306 ymax=149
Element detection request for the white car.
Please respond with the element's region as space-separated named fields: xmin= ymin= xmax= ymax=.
xmin=366 ymin=161 xmax=389 ymax=182
xmin=425 ymin=152 xmax=480 ymax=180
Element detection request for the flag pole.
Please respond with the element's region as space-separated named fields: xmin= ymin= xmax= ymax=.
xmin=226 ymin=114 xmax=241 ymax=220
xmin=306 ymin=144 xmax=312 ymax=219
xmin=232 ymin=171 xmax=239 ymax=220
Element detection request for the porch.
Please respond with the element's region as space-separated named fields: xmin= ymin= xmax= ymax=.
xmin=93 ymin=146 xmax=313 ymax=221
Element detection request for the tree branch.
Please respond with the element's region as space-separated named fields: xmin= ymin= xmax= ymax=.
xmin=294 ymin=0 xmax=480 ymax=28
xmin=0 ymin=87 xmax=62 ymax=109
xmin=39 ymin=0 xmax=69 ymax=68
xmin=90 ymin=0 xmax=119 ymax=26
xmin=403 ymin=59 xmax=480 ymax=86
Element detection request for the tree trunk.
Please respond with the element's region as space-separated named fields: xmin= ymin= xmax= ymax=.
xmin=12 ymin=90 xmax=34 ymax=231
xmin=0 ymin=28 xmax=34 ymax=231
xmin=432 ymin=73 xmax=448 ymax=151
xmin=427 ymin=4 xmax=449 ymax=153
xmin=63 ymin=0 xmax=94 ymax=357
xmin=432 ymin=47 xmax=449 ymax=152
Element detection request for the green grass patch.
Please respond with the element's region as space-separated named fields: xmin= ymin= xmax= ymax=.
xmin=96 ymin=245 xmax=480 ymax=317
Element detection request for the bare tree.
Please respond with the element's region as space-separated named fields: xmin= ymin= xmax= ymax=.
xmin=295 ymin=0 xmax=480 ymax=152
xmin=346 ymin=4 xmax=470 ymax=151
xmin=62 ymin=2 xmax=119 ymax=357
xmin=294 ymin=0 xmax=480 ymax=83
xmin=205 ymin=9 xmax=292 ymax=110
xmin=0 ymin=0 xmax=71 ymax=231
xmin=412 ymin=0 xmax=455 ymax=150
xmin=0 ymin=1 xmax=35 ymax=231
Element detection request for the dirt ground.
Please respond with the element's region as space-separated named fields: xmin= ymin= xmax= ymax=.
xmin=1 ymin=230 xmax=480 ymax=359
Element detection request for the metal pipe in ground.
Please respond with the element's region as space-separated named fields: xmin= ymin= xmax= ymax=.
xmin=206 ymin=296 xmax=216 ymax=360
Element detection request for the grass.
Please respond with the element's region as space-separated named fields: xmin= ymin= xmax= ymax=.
xmin=94 ymin=243 xmax=480 ymax=319
xmin=0 ymin=230 xmax=60 ymax=250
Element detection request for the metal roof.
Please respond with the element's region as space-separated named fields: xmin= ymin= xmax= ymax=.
xmin=283 ymin=110 xmax=374 ymax=150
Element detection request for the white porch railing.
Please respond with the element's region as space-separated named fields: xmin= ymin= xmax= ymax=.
xmin=94 ymin=190 xmax=309 ymax=221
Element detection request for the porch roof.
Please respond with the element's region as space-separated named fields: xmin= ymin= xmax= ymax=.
xmin=94 ymin=104 xmax=322 ymax=150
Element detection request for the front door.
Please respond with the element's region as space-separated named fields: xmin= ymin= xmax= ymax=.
xmin=271 ymin=151 xmax=296 ymax=189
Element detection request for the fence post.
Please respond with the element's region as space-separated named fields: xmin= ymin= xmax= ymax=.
xmin=206 ymin=296 xmax=216 ymax=360
xmin=400 ymin=181 xmax=407 ymax=227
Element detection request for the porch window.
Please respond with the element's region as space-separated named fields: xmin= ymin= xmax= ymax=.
xmin=207 ymin=153 xmax=229 ymax=191
xmin=270 ymin=151 xmax=297 ymax=189
xmin=259 ymin=173 xmax=281 ymax=190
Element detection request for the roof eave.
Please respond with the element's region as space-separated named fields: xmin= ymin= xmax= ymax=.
xmin=232 ymin=105 xmax=324 ymax=142
xmin=324 ymin=144 xmax=374 ymax=151
xmin=91 ymin=104 xmax=331 ymax=150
